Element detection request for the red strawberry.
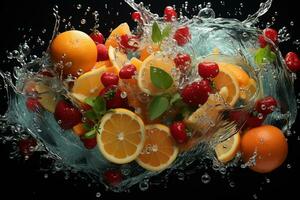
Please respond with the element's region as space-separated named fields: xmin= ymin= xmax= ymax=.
xmin=174 ymin=53 xmax=192 ymax=72
xmin=80 ymin=137 xmax=97 ymax=149
xmin=54 ymin=100 xmax=82 ymax=130
xmin=119 ymin=34 xmax=139 ymax=51
xmin=90 ymin=31 xmax=105 ymax=44
xmin=258 ymin=34 xmax=267 ymax=48
xmin=255 ymin=96 xmax=277 ymax=115
xmin=263 ymin=28 xmax=278 ymax=44
xmin=103 ymin=170 xmax=123 ymax=186
xmin=170 ymin=121 xmax=188 ymax=144
xmin=26 ymin=98 xmax=42 ymax=112
xmin=181 ymin=80 xmax=212 ymax=106
xmin=174 ymin=26 xmax=191 ymax=46
xmin=164 ymin=6 xmax=177 ymax=22
xmin=131 ymin=11 xmax=142 ymax=22
xmin=285 ymin=52 xmax=300 ymax=72
xmin=96 ymin=44 xmax=109 ymax=61
xmin=198 ymin=62 xmax=219 ymax=79
xmin=101 ymin=72 xmax=119 ymax=87
xmin=119 ymin=64 xmax=137 ymax=79
xmin=100 ymin=85 xmax=128 ymax=109
xmin=19 ymin=138 xmax=37 ymax=156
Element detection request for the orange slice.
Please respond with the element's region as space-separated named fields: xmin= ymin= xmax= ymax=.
xmin=130 ymin=57 xmax=143 ymax=72
xmin=136 ymin=124 xmax=178 ymax=171
xmin=213 ymin=64 xmax=240 ymax=106
xmin=218 ymin=63 xmax=250 ymax=87
xmin=72 ymin=123 xmax=87 ymax=136
xmin=97 ymin=108 xmax=145 ymax=164
xmin=71 ymin=66 xmax=118 ymax=102
xmin=240 ymin=78 xmax=257 ymax=100
xmin=93 ymin=60 xmax=112 ymax=69
xmin=108 ymin=46 xmax=129 ymax=70
xmin=138 ymin=52 xmax=175 ymax=95
xmin=215 ymin=132 xmax=241 ymax=163
xmin=105 ymin=23 xmax=131 ymax=48
xmin=139 ymin=44 xmax=160 ymax=61
xmin=35 ymin=83 xmax=58 ymax=113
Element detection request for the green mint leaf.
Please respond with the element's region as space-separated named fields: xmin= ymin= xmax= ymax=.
xmin=255 ymin=45 xmax=277 ymax=65
xmin=85 ymin=110 xmax=98 ymax=121
xmin=82 ymin=129 xmax=96 ymax=139
xmin=162 ymin=24 xmax=172 ymax=38
xmin=152 ymin=22 xmax=162 ymax=43
xmin=149 ymin=96 xmax=170 ymax=120
xmin=93 ymin=96 xmax=106 ymax=115
xmin=83 ymin=123 xmax=93 ymax=131
xmin=84 ymin=97 xmax=97 ymax=107
xmin=170 ymin=93 xmax=182 ymax=105
xmin=150 ymin=66 xmax=173 ymax=89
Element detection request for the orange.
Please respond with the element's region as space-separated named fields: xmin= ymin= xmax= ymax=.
xmin=139 ymin=44 xmax=160 ymax=61
xmin=97 ymin=108 xmax=145 ymax=164
xmin=136 ymin=124 xmax=178 ymax=171
xmin=215 ymin=132 xmax=241 ymax=163
xmin=241 ymin=125 xmax=288 ymax=173
xmin=213 ymin=64 xmax=240 ymax=106
xmin=218 ymin=63 xmax=250 ymax=87
xmin=108 ymin=46 xmax=129 ymax=70
xmin=105 ymin=23 xmax=131 ymax=48
xmin=72 ymin=123 xmax=87 ymax=136
xmin=71 ymin=66 xmax=118 ymax=102
xmin=138 ymin=52 xmax=175 ymax=95
xmin=50 ymin=30 xmax=97 ymax=77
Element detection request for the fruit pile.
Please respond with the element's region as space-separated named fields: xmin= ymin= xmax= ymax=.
xmin=22 ymin=5 xmax=299 ymax=185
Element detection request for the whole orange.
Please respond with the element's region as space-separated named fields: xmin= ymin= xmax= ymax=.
xmin=50 ymin=30 xmax=97 ymax=77
xmin=241 ymin=125 xmax=288 ymax=173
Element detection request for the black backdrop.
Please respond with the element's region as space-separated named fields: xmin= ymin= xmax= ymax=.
xmin=0 ymin=0 xmax=299 ymax=199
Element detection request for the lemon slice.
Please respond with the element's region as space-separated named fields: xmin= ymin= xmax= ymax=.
xmin=215 ymin=132 xmax=241 ymax=163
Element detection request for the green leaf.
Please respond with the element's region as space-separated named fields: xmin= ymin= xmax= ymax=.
xmin=162 ymin=24 xmax=172 ymax=38
xmin=83 ymin=123 xmax=93 ymax=131
xmin=85 ymin=110 xmax=97 ymax=121
xmin=149 ymin=96 xmax=170 ymax=120
xmin=84 ymin=97 xmax=97 ymax=107
xmin=170 ymin=93 xmax=182 ymax=105
xmin=255 ymin=45 xmax=277 ymax=65
xmin=82 ymin=129 xmax=96 ymax=139
xmin=150 ymin=66 xmax=173 ymax=89
xmin=152 ymin=22 xmax=162 ymax=43
xmin=93 ymin=96 xmax=106 ymax=115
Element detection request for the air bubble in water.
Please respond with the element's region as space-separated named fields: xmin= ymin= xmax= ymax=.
xmin=81 ymin=19 xmax=86 ymax=25
xmin=198 ymin=8 xmax=215 ymax=19
xmin=44 ymin=173 xmax=48 ymax=179
xmin=139 ymin=179 xmax=149 ymax=191
xmin=76 ymin=4 xmax=82 ymax=10
xmin=96 ymin=192 xmax=101 ymax=198
xmin=120 ymin=91 xmax=127 ymax=99
xmin=201 ymin=173 xmax=211 ymax=184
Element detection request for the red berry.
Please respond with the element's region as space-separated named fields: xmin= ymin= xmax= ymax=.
xmin=26 ymin=98 xmax=42 ymax=112
xmin=96 ymin=44 xmax=109 ymax=61
xmin=198 ymin=62 xmax=219 ymax=79
xmin=19 ymin=138 xmax=37 ymax=156
xmin=131 ymin=11 xmax=142 ymax=22
xmin=263 ymin=28 xmax=278 ymax=44
xmin=181 ymin=80 xmax=212 ymax=106
xmin=255 ymin=96 xmax=277 ymax=115
xmin=103 ymin=170 xmax=123 ymax=186
xmin=170 ymin=121 xmax=188 ymax=144
xmin=258 ymin=34 xmax=267 ymax=48
xmin=54 ymin=100 xmax=82 ymax=130
xmin=119 ymin=64 xmax=137 ymax=79
xmin=174 ymin=53 xmax=192 ymax=72
xmin=100 ymin=85 xmax=128 ymax=109
xmin=174 ymin=26 xmax=191 ymax=46
xmin=245 ymin=113 xmax=266 ymax=128
xmin=119 ymin=34 xmax=139 ymax=51
xmin=285 ymin=52 xmax=300 ymax=72
xmin=80 ymin=137 xmax=97 ymax=149
xmin=90 ymin=31 xmax=105 ymax=44
xmin=164 ymin=6 xmax=177 ymax=22
xmin=101 ymin=72 xmax=119 ymax=87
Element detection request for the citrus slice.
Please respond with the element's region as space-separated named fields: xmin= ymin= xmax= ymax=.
xmin=130 ymin=57 xmax=143 ymax=72
xmin=136 ymin=124 xmax=178 ymax=171
xmin=35 ymin=83 xmax=58 ymax=113
xmin=213 ymin=64 xmax=240 ymax=106
xmin=240 ymin=78 xmax=257 ymax=100
xmin=71 ymin=66 xmax=118 ymax=102
xmin=105 ymin=23 xmax=131 ymax=48
xmin=138 ymin=52 xmax=175 ymax=95
xmin=215 ymin=132 xmax=241 ymax=163
xmin=97 ymin=108 xmax=145 ymax=164
xmin=139 ymin=44 xmax=160 ymax=61
xmin=218 ymin=62 xmax=250 ymax=87
xmin=93 ymin=60 xmax=112 ymax=69
xmin=108 ymin=46 xmax=129 ymax=70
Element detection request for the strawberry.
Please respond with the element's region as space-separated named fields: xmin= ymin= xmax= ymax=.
xmin=80 ymin=137 xmax=97 ymax=149
xmin=119 ymin=64 xmax=137 ymax=79
xmin=181 ymin=80 xmax=212 ymax=106
xmin=101 ymin=72 xmax=119 ymax=87
xmin=170 ymin=121 xmax=188 ymax=144
xmin=54 ymin=100 xmax=82 ymax=130
xmin=198 ymin=61 xmax=219 ymax=79
xmin=103 ymin=170 xmax=123 ymax=186
xmin=285 ymin=52 xmax=300 ymax=72
xmin=90 ymin=31 xmax=105 ymax=44
xmin=164 ymin=6 xmax=177 ymax=22
xmin=263 ymin=28 xmax=278 ymax=44
xmin=174 ymin=53 xmax=192 ymax=72
xmin=131 ymin=11 xmax=142 ymax=22
xmin=100 ymin=85 xmax=128 ymax=109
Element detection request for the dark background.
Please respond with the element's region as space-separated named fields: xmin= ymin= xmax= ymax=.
xmin=0 ymin=0 xmax=299 ymax=199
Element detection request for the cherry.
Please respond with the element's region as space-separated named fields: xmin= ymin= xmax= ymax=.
xmin=258 ymin=34 xmax=267 ymax=48
xmin=263 ymin=28 xmax=278 ymax=44
xmin=90 ymin=31 xmax=105 ymax=44
xmin=181 ymin=80 xmax=212 ymax=106
xmin=103 ymin=170 xmax=123 ymax=186
xmin=80 ymin=137 xmax=97 ymax=149
xmin=19 ymin=138 xmax=37 ymax=156
xmin=198 ymin=62 xmax=219 ymax=79
xmin=100 ymin=85 xmax=129 ymax=109
xmin=174 ymin=53 xmax=192 ymax=72
xmin=119 ymin=64 xmax=137 ymax=79
xmin=170 ymin=121 xmax=188 ymax=144
xmin=174 ymin=26 xmax=191 ymax=46
xmin=26 ymin=98 xmax=42 ymax=112
xmin=96 ymin=44 xmax=109 ymax=61
xmin=101 ymin=72 xmax=119 ymax=87
xmin=285 ymin=52 xmax=300 ymax=72
xmin=54 ymin=100 xmax=82 ymax=130
xmin=164 ymin=6 xmax=177 ymax=22
xmin=131 ymin=11 xmax=142 ymax=22
xmin=119 ymin=34 xmax=139 ymax=52
xmin=255 ymin=96 xmax=277 ymax=115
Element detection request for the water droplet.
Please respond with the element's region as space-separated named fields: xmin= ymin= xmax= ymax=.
xmin=81 ymin=19 xmax=86 ymax=25
xmin=139 ymin=179 xmax=149 ymax=191
xmin=287 ymin=163 xmax=292 ymax=169
xmin=96 ymin=192 xmax=101 ymax=198
xmin=120 ymin=91 xmax=127 ymax=99
xmin=44 ymin=173 xmax=48 ymax=179
xmin=229 ymin=181 xmax=235 ymax=188
xmin=201 ymin=173 xmax=211 ymax=184
xmin=253 ymin=193 xmax=258 ymax=199
xmin=290 ymin=21 xmax=294 ymax=26
xmin=265 ymin=177 xmax=271 ymax=183
xmin=77 ymin=4 xmax=82 ymax=10
xmin=198 ymin=8 xmax=215 ymax=19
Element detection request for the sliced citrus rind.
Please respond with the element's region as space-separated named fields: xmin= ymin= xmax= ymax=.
xmin=105 ymin=23 xmax=131 ymax=48
xmin=136 ymin=124 xmax=179 ymax=172
xmin=97 ymin=108 xmax=145 ymax=164
xmin=108 ymin=46 xmax=129 ymax=70
xmin=35 ymin=83 xmax=58 ymax=113
xmin=214 ymin=132 xmax=241 ymax=163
